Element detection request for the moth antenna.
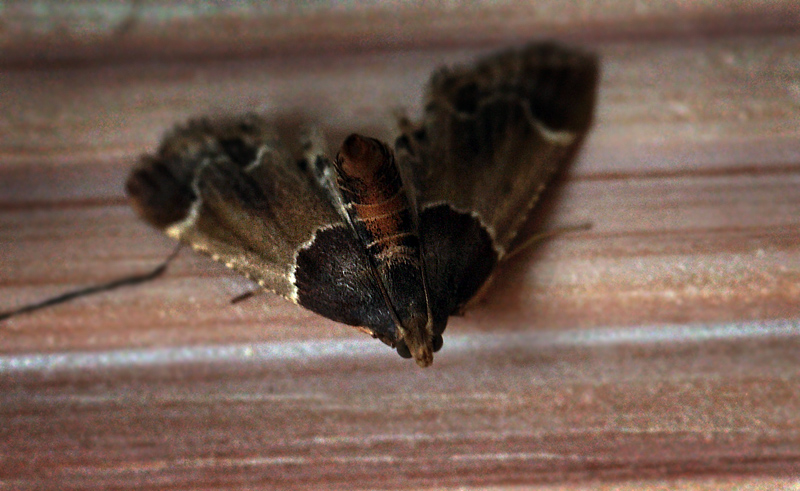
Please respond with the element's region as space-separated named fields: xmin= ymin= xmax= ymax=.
xmin=0 ymin=244 xmax=183 ymax=322
xmin=503 ymin=222 xmax=592 ymax=261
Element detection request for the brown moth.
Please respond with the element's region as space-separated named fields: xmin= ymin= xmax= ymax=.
xmin=125 ymin=42 xmax=599 ymax=367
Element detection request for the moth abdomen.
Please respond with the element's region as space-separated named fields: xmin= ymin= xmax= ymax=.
xmin=334 ymin=134 xmax=423 ymax=265
xmin=353 ymin=197 xmax=420 ymax=265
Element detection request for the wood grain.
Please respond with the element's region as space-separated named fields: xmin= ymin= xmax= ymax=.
xmin=1 ymin=2 xmax=799 ymax=490
xmin=2 ymin=1 xmax=799 ymax=66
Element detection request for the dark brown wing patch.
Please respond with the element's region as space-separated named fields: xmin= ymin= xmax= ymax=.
xmin=294 ymin=224 xmax=398 ymax=345
xmin=419 ymin=203 xmax=498 ymax=329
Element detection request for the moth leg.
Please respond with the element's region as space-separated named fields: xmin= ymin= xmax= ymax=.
xmin=230 ymin=288 xmax=267 ymax=304
xmin=353 ymin=324 xmax=378 ymax=337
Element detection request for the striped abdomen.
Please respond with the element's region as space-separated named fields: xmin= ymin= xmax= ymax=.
xmin=333 ymin=134 xmax=430 ymax=355
xmin=334 ymin=134 xmax=420 ymax=266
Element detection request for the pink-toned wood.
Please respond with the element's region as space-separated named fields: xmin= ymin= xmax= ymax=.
xmin=1 ymin=2 xmax=799 ymax=490
xmin=2 ymin=1 xmax=800 ymax=66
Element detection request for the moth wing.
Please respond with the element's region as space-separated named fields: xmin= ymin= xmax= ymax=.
xmin=397 ymin=43 xmax=599 ymax=318
xmin=126 ymin=115 xmax=341 ymax=301
xmin=127 ymin=116 xmax=400 ymax=345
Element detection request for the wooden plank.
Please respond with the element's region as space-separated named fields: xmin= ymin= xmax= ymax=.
xmin=2 ymin=320 xmax=799 ymax=488
xmin=1 ymin=3 xmax=799 ymax=490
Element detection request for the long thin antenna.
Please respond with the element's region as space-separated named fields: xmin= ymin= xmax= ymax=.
xmin=504 ymin=222 xmax=592 ymax=261
xmin=0 ymin=245 xmax=182 ymax=322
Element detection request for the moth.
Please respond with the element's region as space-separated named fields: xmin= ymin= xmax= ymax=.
xmin=125 ymin=42 xmax=598 ymax=367
xmin=3 ymin=42 xmax=597 ymax=367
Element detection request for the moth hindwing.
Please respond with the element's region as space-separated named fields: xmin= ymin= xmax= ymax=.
xmin=126 ymin=42 xmax=599 ymax=367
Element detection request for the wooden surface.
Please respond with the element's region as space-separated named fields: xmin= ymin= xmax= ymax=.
xmin=2 ymin=2 xmax=800 ymax=490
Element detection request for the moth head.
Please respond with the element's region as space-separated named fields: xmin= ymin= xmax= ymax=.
xmin=395 ymin=315 xmax=444 ymax=368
